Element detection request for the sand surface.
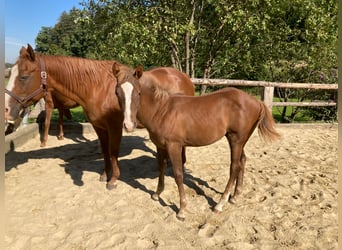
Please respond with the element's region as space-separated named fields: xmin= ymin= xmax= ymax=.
xmin=5 ymin=124 xmax=338 ymax=249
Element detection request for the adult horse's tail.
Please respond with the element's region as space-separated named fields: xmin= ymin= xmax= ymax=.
xmin=257 ymin=102 xmax=281 ymax=142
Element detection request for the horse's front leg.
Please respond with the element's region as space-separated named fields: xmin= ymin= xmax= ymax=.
xmin=152 ymin=147 xmax=168 ymax=200
xmin=107 ymin=127 xmax=123 ymax=190
xmin=41 ymin=93 xmax=54 ymax=147
xmin=167 ymin=143 xmax=187 ymax=221
xmin=93 ymin=127 xmax=111 ymax=183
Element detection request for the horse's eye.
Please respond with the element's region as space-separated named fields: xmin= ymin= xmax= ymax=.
xmin=20 ymin=75 xmax=29 ymax=81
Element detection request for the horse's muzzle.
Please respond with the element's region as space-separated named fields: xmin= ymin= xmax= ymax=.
xmin=123 ymin=122 xmax=136 ymax=133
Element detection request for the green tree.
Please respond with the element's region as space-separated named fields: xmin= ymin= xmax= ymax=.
xmin=34 ymin=0 xmax=337 ymax=121
xmin=36 ymin=8 xmax=90 ymax=57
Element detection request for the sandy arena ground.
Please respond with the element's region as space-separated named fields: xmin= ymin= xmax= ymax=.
xmin=5 ymin=124 xmax=338 ymax=249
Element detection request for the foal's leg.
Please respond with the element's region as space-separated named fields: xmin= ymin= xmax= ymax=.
xmin=152 ymin=147 xmax=168 ymax=200
xmin=214 ymin=136 xmax=244 ymax=213
xmin=182 ymin=146 xmax=187 ymax=169
xmin=230 ymin=150 xmax=246 ymax=204
xmin=167 ymin=143 xmax=187 ymax=220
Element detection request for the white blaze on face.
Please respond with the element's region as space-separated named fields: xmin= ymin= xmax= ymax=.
xmin=121 ymin=81 xmax=135 ymax=132
xmin=5 ymin=64 xmax=19 ymax=119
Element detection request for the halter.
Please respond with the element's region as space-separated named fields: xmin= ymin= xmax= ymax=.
xmin=5 ymin=58 xmax=47 ymax=108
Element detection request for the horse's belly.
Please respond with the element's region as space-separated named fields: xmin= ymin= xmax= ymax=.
xmin=183 ymin=125 xmax=226 ymax=147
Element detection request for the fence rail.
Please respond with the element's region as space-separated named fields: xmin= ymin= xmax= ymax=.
xmin=191 ymin=78 xmax=338 ymax=110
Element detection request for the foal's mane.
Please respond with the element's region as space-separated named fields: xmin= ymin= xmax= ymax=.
xmin=147 ymin=81 xmax=182 ymax=101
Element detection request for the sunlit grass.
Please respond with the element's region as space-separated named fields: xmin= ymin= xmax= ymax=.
xmin=51 ymin=106 xmax=87 ymax=122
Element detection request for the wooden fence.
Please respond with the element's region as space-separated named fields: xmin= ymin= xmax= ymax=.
xmin=191 ymin=78 xmax=338 ymax=110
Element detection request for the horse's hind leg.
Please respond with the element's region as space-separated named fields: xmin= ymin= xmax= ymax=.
xmin=152 ymin=147 xmax=168 ymax=200
xmin=57 ymin=108 xmax=64 ymax=140
xmin=167 ymin=143 xmax=187 ymax=221
xmin=214 ymin=136 xmax=244 ymax=213
xmin=182 ymin=146 xmax=186 ymax=166
xmin=230 ymin=150 xmax=246 ymax=204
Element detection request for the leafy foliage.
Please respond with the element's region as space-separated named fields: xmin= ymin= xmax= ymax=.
xmin=34 ymin=0 xmax=337 ymax=122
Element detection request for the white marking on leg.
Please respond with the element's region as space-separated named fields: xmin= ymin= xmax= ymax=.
xmin=214 ymin=192 xmax=231 ymax=212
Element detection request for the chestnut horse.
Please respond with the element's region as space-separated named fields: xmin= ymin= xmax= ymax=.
xmin=116 ymin=65 xmax=280 ymax=220
xmin=5 ymin=64 xmax=79 ymax=146
xmin=6 ymin=44 xmax=194 ymax=190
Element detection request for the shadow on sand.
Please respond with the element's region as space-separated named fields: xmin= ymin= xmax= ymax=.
xmin=6 ymin=131 xmax=219 ymax=211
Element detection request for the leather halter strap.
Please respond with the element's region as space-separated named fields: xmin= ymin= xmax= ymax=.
xmin=5 ymin=58 xmax=47 ymax=108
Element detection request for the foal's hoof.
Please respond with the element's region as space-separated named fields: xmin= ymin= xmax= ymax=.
xmin=213 ymin=204 xmax=223 ymax=213
xmin=176 ymin=213 xmax=185 ymax=221
xmin=229 ymin=196 xmax=237 ymax=204
xmin=40 ymin=142 xmax=46 ymax=147
xmin=57 ymin=136 xmax=64 ymax=140
xmin=106 ymin=183 xmax=117 ymax=190
xmin=213 ymin=207 xmax=222 ymax=214
xmin=151 ymin=193 xmax=159 ymax=201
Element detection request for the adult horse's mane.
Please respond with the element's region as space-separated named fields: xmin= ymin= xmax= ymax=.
xmin=23 ymin=54 xmax=117 ymax=96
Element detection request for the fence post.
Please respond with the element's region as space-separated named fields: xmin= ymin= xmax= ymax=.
xmin=263 ymin=86 xmax=274 ymax=111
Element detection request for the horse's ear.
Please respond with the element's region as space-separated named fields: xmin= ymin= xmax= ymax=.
xmin=134 ymin=64 xmax=143 ymax=79
xmin=19 ymin=46 xmax=27 ymax=57
xmin=112 ymin=62 xmax=120 ymax=76
xmin=26 ymin=44 xmax=35 ymax=61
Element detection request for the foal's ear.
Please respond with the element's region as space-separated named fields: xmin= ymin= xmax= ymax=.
xmin=112 ymin=62 xmax=120 ymax=76
xmin=134 ymin=64 xmax=143 ymax=79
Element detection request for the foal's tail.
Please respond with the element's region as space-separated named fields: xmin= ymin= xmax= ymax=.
xmin=257 ymin=102 xmax=281 ymax=142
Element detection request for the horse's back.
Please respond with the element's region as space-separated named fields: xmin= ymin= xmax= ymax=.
xmin=143 ymin=67 xmax=195 ymax=96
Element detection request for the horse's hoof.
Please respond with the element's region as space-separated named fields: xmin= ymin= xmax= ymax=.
xmin=106 ymin=183 xmax=117 ymax=190
xmin=99 ymin=175 xmax=107 ymax=182
xmin=213 ymin=208 xmax=222 ymax=214
xmin=176 ymin=213 xmax=185 ymax=221
xmin=57 ymin=136 xmax=64 ymax=140
xmin=40 ymin=143 xmax=46 ymax=147
xmin=229 ymin=196 xmax=237 ymax=204
xmin=213 ymin=204 xmax=223 ymax=213
xmin=151 ymin=193 xmax=159 ymax=201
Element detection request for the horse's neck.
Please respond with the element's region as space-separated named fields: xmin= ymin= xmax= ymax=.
xmin=138 ymin=86 xmax=170 ymax=129
xmin=45 ymin=57 xmax=109 ymax=106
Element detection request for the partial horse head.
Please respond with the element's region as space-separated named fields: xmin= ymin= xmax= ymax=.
xmin=5 ymin=64 xmax=21 ymax=135
xmin=5 ymin=64 xmax=28 ymax=134
xmin=5 ymin=44 xmax=46 ymax=124
xmin=112 ymin=62 xmax=143 ymax=132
